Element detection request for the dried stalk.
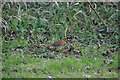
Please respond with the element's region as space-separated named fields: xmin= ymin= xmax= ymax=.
xmin=88 ymin=2 xmax=111 ymax=27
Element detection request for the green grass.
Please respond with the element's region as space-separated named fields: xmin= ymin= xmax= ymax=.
xmin=2 ymin=53 xmax=118 ymax=78
xmin=1 ymin=2 xmax=119 ymax=78
xmin=2 ymin=38 xmax=118 ymax=78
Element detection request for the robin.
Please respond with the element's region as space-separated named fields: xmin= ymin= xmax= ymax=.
xmin=47 ymin=38 xmax=67 ymax=51
xmin=52 ymin=38 xmax=67 ymax=47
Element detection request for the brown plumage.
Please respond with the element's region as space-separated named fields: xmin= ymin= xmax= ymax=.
xmin=47 ymin=38 xmax=67 ymax=51
xmin=52 ymin=38 xmax=67 ymax=47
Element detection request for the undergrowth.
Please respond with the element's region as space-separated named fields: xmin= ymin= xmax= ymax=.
xmin=1 ymin=2 xmax=119 ymax=78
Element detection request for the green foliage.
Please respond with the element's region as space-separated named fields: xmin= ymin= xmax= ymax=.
xmin=2 ymin=2 xmax=119 ymax=78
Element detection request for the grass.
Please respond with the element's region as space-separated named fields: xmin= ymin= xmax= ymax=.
xmin=2 ymin=38 xmax=118 ymax=78
xmin=1 ymin=2 xmax=119 ymax=78
xmin=2 ymin=54 xmax=118 ymax=78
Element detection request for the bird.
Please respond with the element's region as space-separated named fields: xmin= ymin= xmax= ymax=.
xmin=47 ymin=38 xmax=67 ymax=51
xmin=51 ymin=38 xmax=67 ymax=47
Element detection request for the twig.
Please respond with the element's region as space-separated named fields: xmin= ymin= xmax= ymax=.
xmin=88 ymin=2 xmax=111 ymax=27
